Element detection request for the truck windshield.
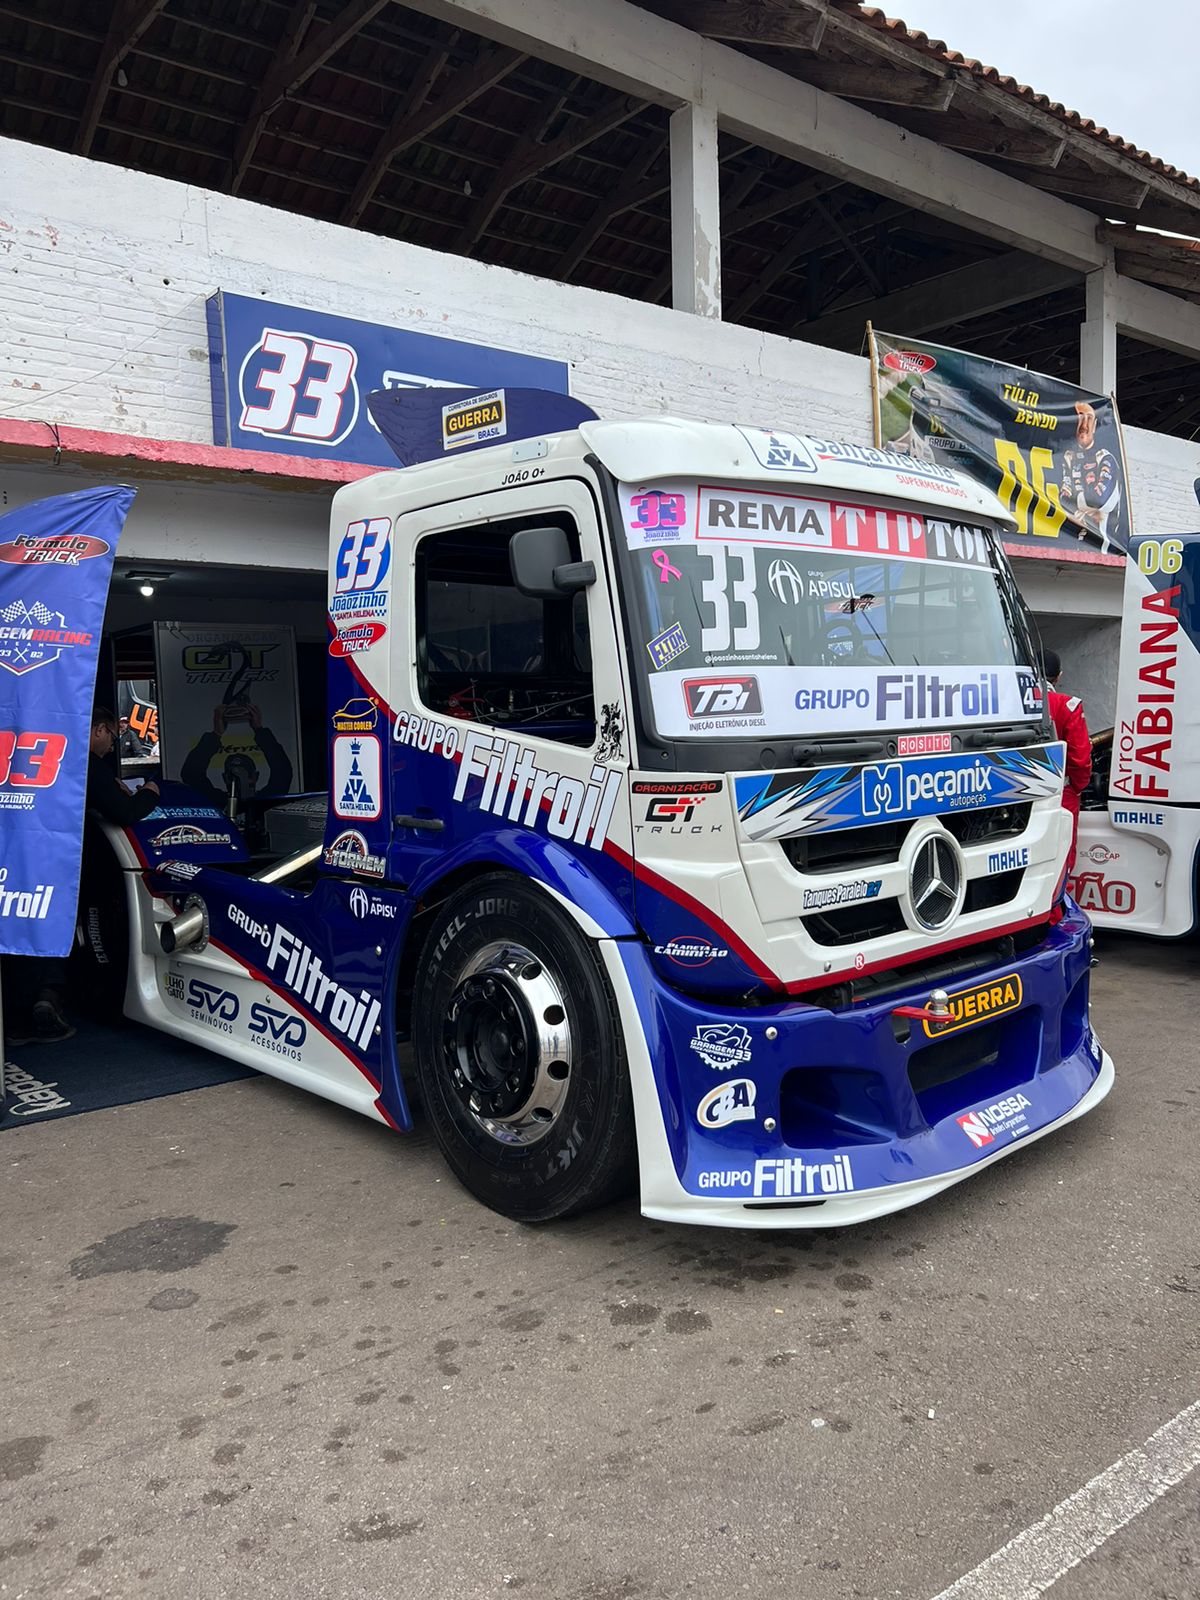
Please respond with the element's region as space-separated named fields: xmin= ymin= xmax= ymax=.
xmin=617 ymin=480 xmax=1040 ymax=742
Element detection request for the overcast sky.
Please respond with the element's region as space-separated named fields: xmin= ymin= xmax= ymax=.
xmin=890 ymin=1 xmax=1200 ymax=179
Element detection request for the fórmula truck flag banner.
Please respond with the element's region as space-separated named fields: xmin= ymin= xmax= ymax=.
xmin=0 ymin=486 xmax=134 ymax=957
xmin=869 ymin=329 xmax=1132 ymax=558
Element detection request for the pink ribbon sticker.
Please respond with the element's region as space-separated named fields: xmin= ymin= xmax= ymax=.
xmin=652 ymin=549 xmax=682 ymax=583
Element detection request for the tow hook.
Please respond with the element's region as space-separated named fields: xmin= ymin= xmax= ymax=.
xmin=891 ymin=988 xmax=952 ymax=1035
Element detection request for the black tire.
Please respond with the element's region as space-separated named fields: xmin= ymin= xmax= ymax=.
xmin=411 ymin=873 xmax=637 ymax=1222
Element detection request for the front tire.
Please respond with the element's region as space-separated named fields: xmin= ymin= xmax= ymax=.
xmin=412 ymin=874 xmax=636 ymax=1222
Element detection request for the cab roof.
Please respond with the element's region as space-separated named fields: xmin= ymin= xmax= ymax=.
xmin=338 ymin=414 xmax=1016 ymax=531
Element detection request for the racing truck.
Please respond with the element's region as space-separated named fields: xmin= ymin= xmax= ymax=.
xmin=1076 ymin=529 xmax=1200 ymax=935
xmin=101 ymin=388 xmax=1113 ymax=1227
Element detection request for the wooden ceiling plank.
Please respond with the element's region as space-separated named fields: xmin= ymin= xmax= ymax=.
xmin=74 ymin=0 xmax=168 ymax=156
xmin=230 ymin=0 xmax=392 ymax=195
xmin=341 ymin=41 xmax=524 ymax=226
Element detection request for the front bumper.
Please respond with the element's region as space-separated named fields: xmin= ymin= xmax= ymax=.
xmin=611 ymin=905 xmax=1111 ymax=1228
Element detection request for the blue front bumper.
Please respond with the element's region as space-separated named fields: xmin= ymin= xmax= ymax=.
xmin=618 ymin=905 xmax=1109 ymax=1223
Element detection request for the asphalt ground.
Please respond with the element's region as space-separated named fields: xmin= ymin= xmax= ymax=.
xmin=1 ymin=932 xmax=1197 ymax=1600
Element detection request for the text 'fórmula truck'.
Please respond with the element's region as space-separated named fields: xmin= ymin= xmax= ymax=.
xmin=104 ymin=390 xmax=1113 ymax=1226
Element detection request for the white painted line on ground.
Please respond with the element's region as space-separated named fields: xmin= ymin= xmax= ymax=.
xmin=927 ymin=1398 xmax=1200 ymax=1600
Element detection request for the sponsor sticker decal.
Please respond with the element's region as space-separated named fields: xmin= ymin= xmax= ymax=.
xmin=956 ymin=1093 xmax=1032 ymax=1149
xmin=751 ymin=1154 xmax=855 ymax=1197
xmin=332 ymin=517 xmax=391 ymax=601
xmin=160 ymin=859 xmax=203 ymax=882
xmin=690 ymin=1023 xmax=752 ymax=1071
xmin=323 ymin=827 xmax=386 ymax=878
xmin=0 ymin=533 xmax=111 ymax=566
xmin=986 ymin=846 xmax=1029 ymax=874
xmin=329 ymin=621 xmax=386 ymax=656
xmin=1083 ymin=842 xmax=1120 ymax=864
xmin=923 ymin=974 xmax=1022 ymax=1037
xmin=442 ymin=389 xmax=506 ymax=450
xmin=331 ymin=698 xmax=380 ymax=733
xmin=734 ymin=427 xmax=817 ymax=475
xmin=801 ymin=878 xmax=882 ymax=911
xmin=629 ymin=489 xmax=687 ymax=538
xmin=646 ymin=621 xmax=690 ymax=671
xmin=1071 ymin=872 xmax=1135 ymax=915
xmin=683 ymin=676 xmax=762 ymax=718
xmin=696 ymin=1078 xmax=757 ymax=1129
xmin=149 ymin=824 xmax=233 ymax=850
xmin=898 ymin=732 xmax=951 ymax=757
xmin=333 ymin=735 xmax=382 ymax=821
xmin=654 ymin=936 xmax=729 ymax=967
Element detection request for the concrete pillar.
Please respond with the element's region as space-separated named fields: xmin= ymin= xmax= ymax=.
xmin=669 ymin=100 xmax=721 ymax=318
xmin=1080 ymin=262 xmax=1118 ymax=395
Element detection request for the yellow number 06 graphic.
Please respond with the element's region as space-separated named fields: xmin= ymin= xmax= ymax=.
xmin=993 ymin=442 xmax=1066 ymax=539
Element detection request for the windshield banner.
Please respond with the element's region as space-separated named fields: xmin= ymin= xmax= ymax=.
xmin=735 ymin=743 xmax=1066 ymax=842
xmin=869 ymin=329 xmax=1132 ymax=558
xmin=654 ymin=664 xmax=1042 ymax=739
xmin=618 ymin=480 xmax=1041 ymax=740
xmin=0 ymin=486 xmax=133 ymax=957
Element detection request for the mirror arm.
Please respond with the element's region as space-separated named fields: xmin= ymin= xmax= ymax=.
xmin=552 ymin=559 xmax=596 ymax=593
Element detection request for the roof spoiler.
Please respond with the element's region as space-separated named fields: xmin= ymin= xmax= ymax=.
xmin=367 ymin=385 xmax=598 ymax=467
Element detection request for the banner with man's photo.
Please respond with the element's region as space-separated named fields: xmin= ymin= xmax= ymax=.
xmin=869 ymin=329 xmax=1132 ymax=558
xmin=154 ymin=623 xmax=302 ymax=805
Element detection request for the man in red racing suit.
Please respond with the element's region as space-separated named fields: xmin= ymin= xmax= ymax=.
xmin=1041 ymin=648 xmax=1091 ymax=871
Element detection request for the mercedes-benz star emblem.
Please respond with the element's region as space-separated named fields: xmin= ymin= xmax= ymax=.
xmin=909 ymin=835 xmax=962 ymax=930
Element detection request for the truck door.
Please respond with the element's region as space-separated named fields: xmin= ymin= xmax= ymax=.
xmin=389 ymin=481 xmax=635 ymax=923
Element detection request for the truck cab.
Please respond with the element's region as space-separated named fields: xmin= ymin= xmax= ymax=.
xmin=111 ymin=403 xmax=1112 ymax=1227
xmin=1076 ymin=530 xmax=1200 ymax=936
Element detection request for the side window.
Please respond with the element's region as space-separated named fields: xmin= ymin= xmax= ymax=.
xmin=416 ymin=517 xmax=595 ymax=748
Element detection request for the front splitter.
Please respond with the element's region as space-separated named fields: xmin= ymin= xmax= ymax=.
xmin=641 ymin=1050 xmax=1114 ymax=1230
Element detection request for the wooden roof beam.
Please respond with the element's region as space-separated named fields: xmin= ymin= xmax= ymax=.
xmin=230 ymin=0 xmax=392 ymax=195
xmin=456 ymin=88 xmax=646 ymax=251
xmin=651 ymin=1 xmax=828 ymax=49
xmin=897 ymin=112 xmax=1066 ymax=169
xmin=556 ymin=129 xmax=667 ymax=278
xmin=1017 ymin=166 xmax=1151 ymax=210
xmin=796 ymin=250 xmax=1078 ymax=347
xmin=74 ymin=0 xmax=168 ymax=157
xmin=801 ymin=62 xmax=956 ymax=112
xmin=341 ymin=41 xmax=524 ymax=227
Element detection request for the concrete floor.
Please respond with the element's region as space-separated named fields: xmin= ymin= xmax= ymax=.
xmin=1 ymin=933 xmax=1197 ymax=1600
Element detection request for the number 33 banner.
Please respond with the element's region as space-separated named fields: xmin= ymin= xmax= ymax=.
xmin=869 ymin=328 xmax=1132 ymax=557
xmin=0 ymin=486 xmax=133 ymax=957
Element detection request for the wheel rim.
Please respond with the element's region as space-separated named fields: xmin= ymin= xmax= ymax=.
xmin=441 ymin=940 xmax=573 ymax=1147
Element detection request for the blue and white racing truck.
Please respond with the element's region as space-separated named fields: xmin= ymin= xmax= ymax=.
xmin=105 ymin=391 xmax=1113 ymax=1226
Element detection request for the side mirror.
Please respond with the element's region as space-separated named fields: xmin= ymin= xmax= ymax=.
xmin=509 ymin=525 xmax=596 ymax=598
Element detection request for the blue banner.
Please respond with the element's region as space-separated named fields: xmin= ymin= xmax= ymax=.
xmin=0 ymin=487 xmax=133 ymax=957
xmin=206 ymin=291 xmax=571 ymax=467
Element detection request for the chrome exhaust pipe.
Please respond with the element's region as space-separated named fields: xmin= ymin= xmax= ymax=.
xmin=158 ymin=844 xmax=323 ymax=953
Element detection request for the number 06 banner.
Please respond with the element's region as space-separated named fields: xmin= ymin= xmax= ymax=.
xmin=0 ymin=486 xmax=133 ymax=957
xmin=869 ymin=328 xmax=1132 ymax=558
